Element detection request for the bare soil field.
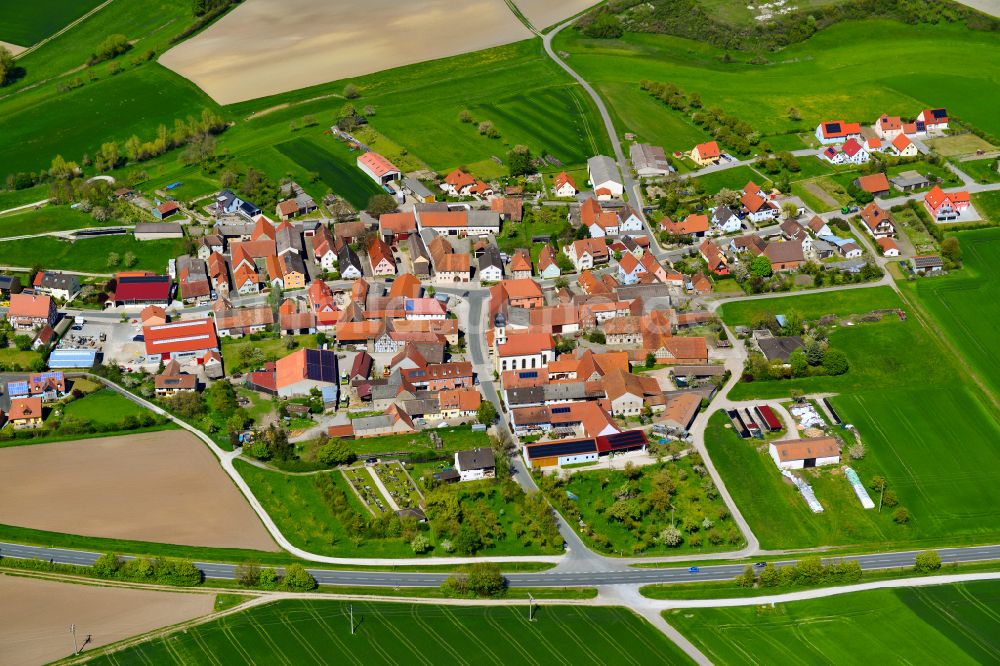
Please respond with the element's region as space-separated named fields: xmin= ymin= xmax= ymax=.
xmin=0 ymin=574 xmax=213 ymax=666
xmin=0 ymin=432 xmax=277 ymax=550
xmin=517 ymin=0 xmax=599 ymax=30
xmin=0 ymin=40 xmax=26 ymax=55
xmin=159 ymin=0 xmax=587 ymax=104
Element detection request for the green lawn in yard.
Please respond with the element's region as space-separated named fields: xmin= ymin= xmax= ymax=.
xmin=693 ymin=165 xmax=761 ymax=194
xmin=345 ymin=427 xmax=492 ymax=457
xmin=666 ymin=581 xmax=1000 ymax=665
xmin=0 ymin=347 xmax=42 ymax=370
xmin=884 ymin=159 xmax=962 ymax=191
xmin=88 ymin=599 xmax=694 ymax=665
xmin=553 ymin=21 xmax=1000 ymax=141
xmin=0 ymin=206 xmax=105 ymax=238
xmin=973 ymin=190 xmax=1000 ymax=223
xmin=63 ymin=388 xmax=148 ymax=426
xmin=221 ymin=334 xmax=318 ymax=373
xmin=0 ymin=0 xmax=104 ymax=46
xmin=275 ymin=136 xmax=384 ymax=210
xmin=0 ymin=234 xmax=185 ymax=273
xmin=717 ymin=285 xmax=902 ymax=327
xmin=764 ymin=133 xmax=810 ymax=151
xmin=957 ymin=158 xmax=1000 ymax=184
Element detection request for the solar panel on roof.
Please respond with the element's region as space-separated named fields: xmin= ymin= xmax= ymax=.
xmin=518 ymin=371 xmax=538 ymax=379
xmin=825 ymin=122 xmax=841 ymax=133
xmin=525 ymin=439 xmax=597 ymax=459
xmin=932 ymin=108 xmax=946 ymax=118
xmin=551 ymin=406 xmax=570 ymax=414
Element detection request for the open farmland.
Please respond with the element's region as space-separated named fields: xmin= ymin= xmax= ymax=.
xmin=0 ymin=0 xmax=105 ymax=46
xmin=88 ymin=599 xmax=694 ymax=665
xmin=912 ymin=228 xmax=1000 ymax=396
xmin=717 ymin=285 xmax=902 ymax=328
xmin=667 ymin=580 xmax=1000 ymax=665
xmin=553 ymin=20 xmax=1000 ymax=149
xmin=715 ymin=291 xmax=1000 ymax=549
xmin=276 ymin=137 xmax=385 ymax=210
xmin=160 ymin=0 xmax=540 ymax=105
xmin=0 ymin=432 xmax=277 ymax=550
xmin=0 ymin=575 xmax=213 ymax=666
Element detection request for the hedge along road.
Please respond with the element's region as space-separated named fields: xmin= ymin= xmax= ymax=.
xmin=3 ymin=540 xmax=1000 ymax=588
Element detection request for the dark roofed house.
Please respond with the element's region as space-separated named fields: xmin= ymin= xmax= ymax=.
xmin=350 ymin=351 xmax=374 ymax=381
xmin=912 ymin=254 xmax=944 ymax=274
xmin=0 ymin=274 xmax=22 ymax=298
xmin=454 ymin=447 xmax=496 ymax=481
xmin=33 ymin=271 xmax=80 ymax=301
xmin=112 ymin=274 xmax=173 ymax=306
xmin=757 ymin=336 xmax=805 ymax=363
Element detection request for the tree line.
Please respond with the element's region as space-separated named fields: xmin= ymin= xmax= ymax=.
xmin=640 ymin=80 xmax=759 ymax=157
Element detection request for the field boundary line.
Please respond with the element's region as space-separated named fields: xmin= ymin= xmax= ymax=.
xmin=15 ymin=0 xmax=116 ymax=60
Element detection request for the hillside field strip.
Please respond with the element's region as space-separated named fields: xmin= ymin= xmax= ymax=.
xmin=0 ymin=205 xmax=107 ymax=238
xmin=0 ymin=0 xmax=105 ymax=46
xmin=0 ymin=234 xmax=185 ymax=273
xmin=88 ymin=600 xmax=695 ymax=665
xmin=717 ymin=290 xmax=1000 ymax=549
xmin=553 ymin=20 xmax=1000 ymax=151
xmin=910 ymin=228 xmax=1000 ymax=396
xmin=0 ymin=575 xmax=213 ymax=666
xmin=0 ymin=432 xmax=277 ymax=550
xmin=666 ymin=580 xmax=1000 ymax=665
xmin=276 ymin=137 xmax=385 ymax=210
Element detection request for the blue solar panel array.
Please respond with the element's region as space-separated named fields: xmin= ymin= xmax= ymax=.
xmin=7 ymin=381 xmax=28 ymax=397
xmin=304 ymin=349 xmax=338 ymax=383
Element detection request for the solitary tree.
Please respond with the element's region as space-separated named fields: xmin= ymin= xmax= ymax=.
xmin=914 ymin=550 xmax=942 ymax=573
xmin=343 ymin=83 xmax=360 ymax=99
xmin=749 ymin=255 xmax=773 ymax=278
xmin=477 ymin=400 xmax=497 ymax=426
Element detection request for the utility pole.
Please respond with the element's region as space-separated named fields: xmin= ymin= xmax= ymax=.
xmin=528 ymin=593 xmax=535 ymax=622
xmin=350 ymin=604 xmax=355 ymax=635
xmin=70 ymin=625 xmax=79 ymax=655
xmin=878 ymin=485 xmax=884 ymax=513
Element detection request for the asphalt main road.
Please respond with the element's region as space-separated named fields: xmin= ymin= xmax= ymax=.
xmin=2 ymin=540 xmax=999 ymax=587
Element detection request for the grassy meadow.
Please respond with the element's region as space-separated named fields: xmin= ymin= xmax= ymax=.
xmin=0 ymin=234 xmax=185 ymax=273
xmin=553 ymin=21 xmax=1000 ymax=150
xmin=717 ymin=285 xmax=901 ymax=327
xmin=0 ymin=0 xmax=105 ymax=46
xmin=88 ymin=600 xmax=694 ymax=665
xmin=667 ymin=580 xmax=1000 ymax=665
xmin=0 ymin=205 xmax=107 ymax=238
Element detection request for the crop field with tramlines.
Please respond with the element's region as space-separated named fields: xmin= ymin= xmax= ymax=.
xmin=667 ymin=580 xmax=1000 ymax=665
xmin=88 ymin=599 xmax=695 ymax=665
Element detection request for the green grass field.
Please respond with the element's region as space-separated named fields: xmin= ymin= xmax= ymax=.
xmin=554 ymin=21 xmax=1000 ymax=147
xmin=597 ymin=80 xmax=711 ymax=150
xmin=0 ymin=205 xmax=105 ymax=238
xmin=715 ymin=287 xmax=1000 ymax=550
xmin=221 ymin=334 xmax=318 ymax=372
xmin=667 ymin=580 xmax=1000 ymax=665
xmin=717 ymin=285 xmax=902 ymax=327
xmin=0 ymin=234 xmax=184 ymax=273
xmin=276 ymin=136 xmax=384 ymax=210
xmin=958 ymin=158 xmax=1000 ymax=184
xmin=0 ymin=65 xmax=222 ymax=176
xmin=63 ymin=388 xmax=149 ymax=426
xmin=911 ymin=228 xmax=1000 ymax=396
xmin=973 ymin=190 xmax=1000 ymax=223
xmin=694 ymin=165 xmax=762 ymax=194
xmin=89 ymin=599 xmax=694 ymax=665
xmin=0 ymin=0 xmax=104 ymax=46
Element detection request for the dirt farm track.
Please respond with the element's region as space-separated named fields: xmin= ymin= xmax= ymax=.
xmin=0 ymin=432 xmax=277 ymax=551
xmin=0 ymin=575 xmax=213 ymax=666
xmin=159 ymin=0 xmax=598 ymax=105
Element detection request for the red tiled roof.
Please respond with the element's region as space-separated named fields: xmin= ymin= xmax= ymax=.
xmin=143 ymin=318 xmax=218 ymax=355
xmin=358 ymin=152 xmax=400 ymax=178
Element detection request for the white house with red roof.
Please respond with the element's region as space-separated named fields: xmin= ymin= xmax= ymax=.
xmin=494 ymin=332 xmax=556 ymax=373
xmin=924 ymin=185 xmax=971 ymax=221
xmin=814 ymin=120 xmax=863 ymax=145
xmin=553 ymin=172 xmax=578 ymax=197
xmin=916 ymin=108 xmax=949 ymax=133
xmin=740 ymin=182 xmax=779 ymax=223
xmin=357 ymin=151 xmax=401 ymax=185
xmin=840 ymin=138 xmax=870 ymax=164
